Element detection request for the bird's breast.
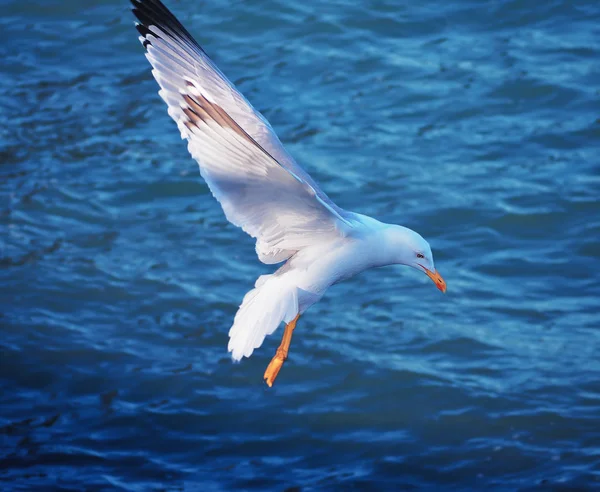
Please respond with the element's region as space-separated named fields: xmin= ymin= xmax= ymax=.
xmin=293 ymin=236 xmax=380 ymax=296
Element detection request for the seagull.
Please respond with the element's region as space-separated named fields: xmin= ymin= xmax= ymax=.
xmin=131 ymin=0 xmax=446 ymax=387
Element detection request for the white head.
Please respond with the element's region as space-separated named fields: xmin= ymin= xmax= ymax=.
xmin=382 ymin=224 xmax=446 ymax=293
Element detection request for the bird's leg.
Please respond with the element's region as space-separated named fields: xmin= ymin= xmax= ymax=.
xmin=263 ymin=314 xmax=300 ymax=387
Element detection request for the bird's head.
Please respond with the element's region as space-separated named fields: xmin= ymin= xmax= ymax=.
xmin=384 ymin=225 xmax=447 ymax=293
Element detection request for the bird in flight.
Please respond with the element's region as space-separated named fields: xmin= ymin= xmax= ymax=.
xmin=131 ymin=0 xmax=446 ymax=387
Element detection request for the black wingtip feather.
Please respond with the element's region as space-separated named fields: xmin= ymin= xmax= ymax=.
xmin=135 ymin=22 xmax=153 ymax=39
xmin=130 ymin=0 xmax=203 ymax=52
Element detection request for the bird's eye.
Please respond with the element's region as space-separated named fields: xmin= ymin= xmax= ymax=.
xmin=416 ymin=253 xmax=424 ymax=259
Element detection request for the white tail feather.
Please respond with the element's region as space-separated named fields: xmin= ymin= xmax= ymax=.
xmin=228 ymin=274 xmax=298 ymax=361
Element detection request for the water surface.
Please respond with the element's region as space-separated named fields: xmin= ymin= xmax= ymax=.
xmin=1 ymin=0 xmax=600 ymax=489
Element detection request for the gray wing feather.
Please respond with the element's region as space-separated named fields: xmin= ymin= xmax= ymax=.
xmin=132 ymin=0 xmax=351 ymax=263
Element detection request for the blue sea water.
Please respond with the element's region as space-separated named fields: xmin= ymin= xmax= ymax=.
xmin=1 ymin=0 xmax=600 ymax=489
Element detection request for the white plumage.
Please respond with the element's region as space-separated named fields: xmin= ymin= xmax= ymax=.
xmin=131 ymin=0 xmax=446 ymax=374
xmin=228 ymin=274 xmax=299 ymax=361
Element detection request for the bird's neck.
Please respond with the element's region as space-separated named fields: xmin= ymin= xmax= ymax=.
xmin=355 ymin=216 xmax=414 ymax=268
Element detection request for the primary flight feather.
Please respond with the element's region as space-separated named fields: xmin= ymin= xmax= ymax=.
xmin=131 ymin=0 xmax=446 ymax=386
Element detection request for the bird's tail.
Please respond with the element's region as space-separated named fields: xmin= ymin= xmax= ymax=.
xmin=228 ymin=274 xmax=298 ymax=361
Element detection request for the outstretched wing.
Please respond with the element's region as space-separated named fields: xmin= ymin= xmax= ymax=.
xmin=131 ymin=0 xmax=352 ymax=264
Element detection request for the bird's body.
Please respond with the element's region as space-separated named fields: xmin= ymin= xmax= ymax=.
xmin=287 ymin=216 xmax=408 ymax=303
xmin=228 ymin=213 xmax=382 ymax=361
xmin=282 ymin=215 xmax=383 ymax=305
xmin=131 ymin=0 xmax=446 ymax=386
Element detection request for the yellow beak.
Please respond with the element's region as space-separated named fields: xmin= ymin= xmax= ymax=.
xmin=423 ymin=268 xmax=447 ymax=293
